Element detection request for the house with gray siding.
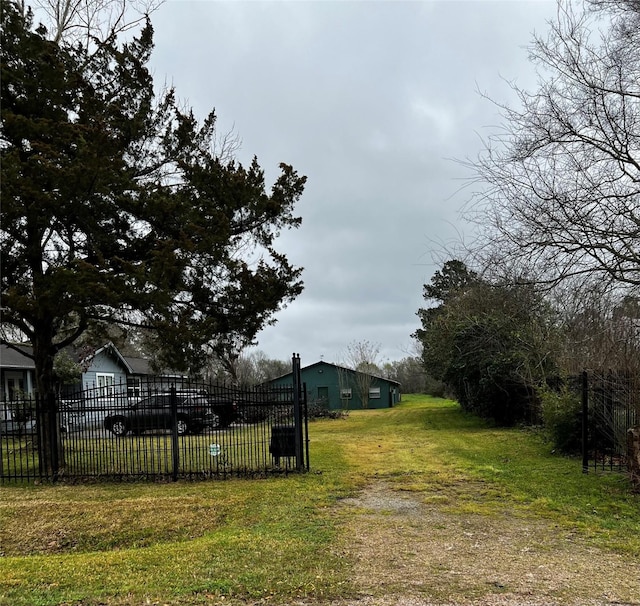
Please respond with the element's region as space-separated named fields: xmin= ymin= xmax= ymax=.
xmin=79 ymin=343 xmax=133 ymax=399
xmin=0 ymin=342 xmax=177 ymax=402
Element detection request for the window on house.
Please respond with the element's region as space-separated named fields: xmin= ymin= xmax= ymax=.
xmin=127 ymin=377 xmax=141 ymax=399
xmin=340 ymin=388 xmax=352 ymax=400
xmin=97 ymin=373 xmax=115 ymax=398
xmin=369 ymin=387 xmax=381 ymax=399
xmin=5 ymin=373 xmax=25 ymax=401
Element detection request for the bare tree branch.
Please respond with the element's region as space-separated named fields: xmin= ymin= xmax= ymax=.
xmin=462 ymin=0 xmax=640 ymax=292
xmin=32 ymin=0 xmax=161 ymax=47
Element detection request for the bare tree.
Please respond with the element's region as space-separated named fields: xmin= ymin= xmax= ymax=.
xmin=551 ymin=278 xmax=640 ymax=374
xmin=383 ymin=357 xmax=428 ymax=394
xmin=463 ymin=0 xmax=640 ymax=291
xmin=203 ymin=350 xmax=290 ymax=387
xmin=342 ymin=340 xmax=382 ymax=409
xmin=27 ymin=0 xmax=160 ymax=47
xmin=335 ymin=364 xmax=353 ymax=410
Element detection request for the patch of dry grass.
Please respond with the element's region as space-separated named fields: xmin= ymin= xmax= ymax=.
xmin=0 ymin=492 xmax=237 ymax=556
xmin=0 ymin=476 xmax=350 ymax=605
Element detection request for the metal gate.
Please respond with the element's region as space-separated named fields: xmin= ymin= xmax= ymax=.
xmin=581 ymin=370 xmax=639 ymax=473
xmin=1 ymin=355 xmax=308 ymax=483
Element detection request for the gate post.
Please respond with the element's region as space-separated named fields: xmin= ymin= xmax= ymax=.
xmin=292 ymin=353 xmax=303 ymax=471
xmin=170 ymin=384 xmax=179 ymax=482
xmin=581 ymin=370 xmax=589 ymax=474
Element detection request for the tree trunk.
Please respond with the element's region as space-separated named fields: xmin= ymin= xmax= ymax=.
xmin=33 ymin=333 xmax=65 ymax=479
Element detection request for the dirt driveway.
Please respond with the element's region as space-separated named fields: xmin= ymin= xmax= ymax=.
xmin=329 ymin=481 xmax=640 ymax=606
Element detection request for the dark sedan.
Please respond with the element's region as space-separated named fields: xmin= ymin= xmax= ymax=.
xmin=103 ymin=392 xmax=237 ymax=436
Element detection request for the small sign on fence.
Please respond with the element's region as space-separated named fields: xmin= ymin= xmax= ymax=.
xmin=209 ymin=443 xmax=221 ymax=457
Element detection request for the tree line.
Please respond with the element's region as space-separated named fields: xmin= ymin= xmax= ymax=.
xmin=413 ymin=0 xmax=640 ymax=447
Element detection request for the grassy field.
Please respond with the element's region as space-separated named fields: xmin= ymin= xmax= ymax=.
xmin=0 ymin=395 xmax=638 ymax=605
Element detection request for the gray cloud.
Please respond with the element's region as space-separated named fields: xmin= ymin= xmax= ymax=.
xmin=149 ymin=0 xmax=557 ymax=365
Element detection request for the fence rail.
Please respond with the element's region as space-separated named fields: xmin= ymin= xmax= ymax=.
xmin=1 ymin=368 xmax=308 ymax=483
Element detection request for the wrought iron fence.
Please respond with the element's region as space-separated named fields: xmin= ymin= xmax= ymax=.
xmin=1 ymin=365 xmax=308 ymax=483
xmin=581 ymin=370 xmax=640 ymax=473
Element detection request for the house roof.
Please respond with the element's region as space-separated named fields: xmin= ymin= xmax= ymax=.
xmin=82 ymin=342 xmax=134 ymax=374
xmin=270 ymin=360 xmax=401 ymax=386
xmin=1 ymin=341 xmax=187 ymax=379
xmin=0 ymin=344 xmax=35 ymax=369
xmin=123 ymin=356 xmax=184 ymax=378
xmin=1 ymin=342 xmax=136 ymax=373
xmin=0 ymin=342 xmax=165 ymax=377
xmin=124 ymin=356 xmax=153 ymax=375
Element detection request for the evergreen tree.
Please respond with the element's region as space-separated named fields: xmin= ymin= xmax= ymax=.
xmin=414 ymin=261 xmax=558 ymax=425
xmin=1 ymin=4 xmax=306 ymax=473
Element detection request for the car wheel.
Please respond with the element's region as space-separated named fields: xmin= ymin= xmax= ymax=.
xmin=109 ymin=418 xmax=128 ymax=437
xmin=208 ymin=412 xmax=222 ymax=429
xmin=176 ymin=416 xmax=189 ymax=435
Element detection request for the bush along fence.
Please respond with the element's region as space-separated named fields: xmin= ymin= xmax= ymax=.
xmin=0 ymin=356 xmax=309 ymax=483
xmin=580 ymin=370 xmax=640 ymax=482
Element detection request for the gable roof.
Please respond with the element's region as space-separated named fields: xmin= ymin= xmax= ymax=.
xmin=124 ymin=356 xmax=153 ymax=375
xmin=123 ymin=356 xmax=185 ymax=378
xmin=83 ymin=342 xmax=134 ymax=374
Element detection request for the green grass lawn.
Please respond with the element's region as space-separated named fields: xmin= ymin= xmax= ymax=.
xmin=0 ymin=395 xmax=637 ymax=605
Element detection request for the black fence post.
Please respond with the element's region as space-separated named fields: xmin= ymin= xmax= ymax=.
xmin=303 ymin=382 xmax=310 ymax=472
xmin=582 ymin=370 xmax=589 ymax=474
xmin=292 ymin=353 xmax=303 ymax=471
xmin=170 ymin=384 xmax=179 ymax=481
xmin=50 ymin=392 xmax=60 ymax=482
xmin=35 ymin=394 xmax=45 ymax=481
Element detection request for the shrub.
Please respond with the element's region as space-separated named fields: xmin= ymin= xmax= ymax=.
xmin=424 ymin=376 xmax=447 ymax=399
xmin=307 ymin=403 xmax=349 ymax=420
xmin=541 ymin=386 xmax=582 ymax=454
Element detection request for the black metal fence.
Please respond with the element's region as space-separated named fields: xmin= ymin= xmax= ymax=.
xmin=581 ymin=370 xmax=639 ymax=473
xmin=1 ymin=361 xmax=308 ymax=483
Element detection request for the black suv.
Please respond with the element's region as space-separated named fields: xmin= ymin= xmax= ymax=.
xmin=103 ymin=392 xmax=237 ymax=436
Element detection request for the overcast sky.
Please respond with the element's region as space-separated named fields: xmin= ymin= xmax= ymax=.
xmin=148 ymin=0 xmax=557 ymax=366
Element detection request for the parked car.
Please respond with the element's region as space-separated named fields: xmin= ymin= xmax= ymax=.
xmin=238 ymin=400 xmax=272 ymax=423
xmin=0 ymin=402 xmax=36 ymax=436
xmin=0 ymin=418 xmax=36 ymax=436
xmin=103 ymin=392 xmax=237 ymax=436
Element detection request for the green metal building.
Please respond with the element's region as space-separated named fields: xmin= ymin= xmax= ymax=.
xmin=268 ymin=361 xmax=401 ymax=410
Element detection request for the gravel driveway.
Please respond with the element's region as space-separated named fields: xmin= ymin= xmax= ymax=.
xmin=326 ymin=481 xmax=640 ymax=606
